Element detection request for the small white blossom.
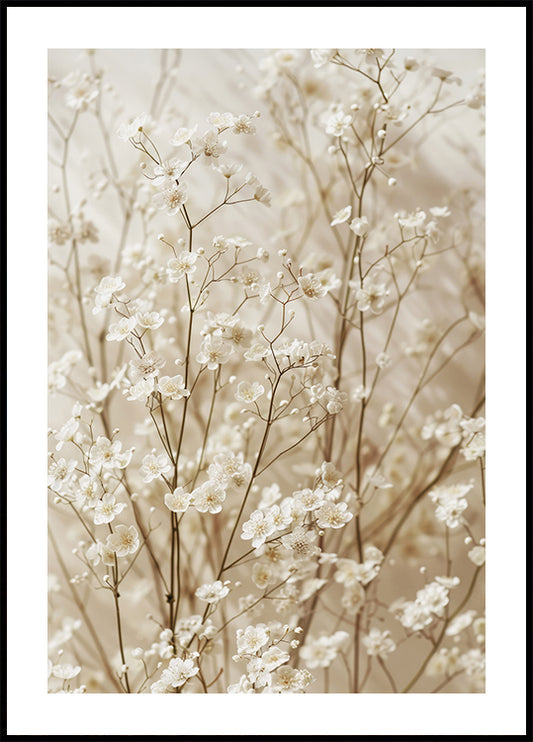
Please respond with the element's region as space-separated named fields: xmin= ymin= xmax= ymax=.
xmin=330 ymin=205 xmax=352 ymax=226
xmin=158 ymin=375 xmax=189 ymax=400
xmin=140 ymin=453 xmax=171 ymax=483
xmin=325 ymin=111 xmax=352 ymax=137
xmin=241 ymin=510 xmax=276 ymax=548
xmin=106 ymin=525 xmax=139 ymax=557
xmin=106 ymin=316 xmax=138 ymax=342
xmin=165 ymin=487 xmax=192 ymax=513
xmin=195 ymin=580 xmax=230 ymax=603
xmin=468 ymin=545 xmax=486 ymax=566
xmin=349 ymin=216 xmax=369 ymax=237
xmin=167 ymin=252 xmax=198 ymax=282
xmin=362 ymin=628 xmax=396 ymax=657
xmin=93 ymin=493 xmax=126 ymax=525
xmin=152 ymin=184 xmax=188 ymax=215
xmin=235 ymin=380 xmax=264 ymax=404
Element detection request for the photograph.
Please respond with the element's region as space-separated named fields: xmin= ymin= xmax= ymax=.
xmin=47 ymin=46 xmax=486 ymax=696
xmin=4 ymin=4 xmax=527 ymax=737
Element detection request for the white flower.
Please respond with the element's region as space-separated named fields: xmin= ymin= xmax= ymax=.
xmin=241 ymin=510 xmax=276 ymax=548
xmin=252 ymin=562 xmax=274 ymax=589
xmin=261 ymin=646 xmax=290 ymax=672
xmin=152 ymin=184 xmax=188 ymax=215
xmin=351 ymin=385 xmax=370 ymax=403
xmin=429 ymin=482 xmax=473 ymax=528
xmin=330 ymin=205 xmax=352 ymax=226
xmin=140 ymin=453 xmax=171 ymax=483
xmin=207 ymin=111 xmax=235 ymax=130
xmin=271 ymin=666 xmax=314 ymax=692
xmin=93 ymin=493 xmax=126 ymax=525
xmin=76 ymin=475 xmax=99 ymax=508
xmin=398 ymin=210 xmax=426 ymax=229
xmin=152 ymin=158 xmax=187 ymax=189
xmin=95 ymin=275 xmax=125 ymax=297
xmin=54 ymin=416 xmax=80 ymax=451
xmin=196 ymin=335 xmax=233 ymax=370
xmin=354 ymin=277 xmax=388 ymax=314
xmin=117 ymin=112 xmax=155 ymax=141
xmin=445 ymin=610 xmax=477 ymax=636
xmin=125 ymin=378 xmax=155 ymax=402
xmin=129 ymin=351 xmax=166 ymax=381
xmin=325 ymin=111 xmax=352 ymax=137
xmin=136 ymin=311 xmax=164 ymax=330
xmin=298 ymin=273 xmax=328 ymax=300
xmin=192 ymin=481 xmax=226 ymax=514
xmin=300 ymin=631 xmax=349 ymax=669
xmin=362 ymin=628 xmax=396 ymax=657
xmin=52 ymin=662 xmax=81 ymax=680
xmin=213 ymin=161 xmax=243 ymax=179
xmin=227 ymin=675 xmax=255 ymax=694
xmin=416 ymin=581 xmax=450 ymax=616
xmin=106 ymin=525 xmax=139 ymax=557
xmin=235 ymin=380 xmax=264 ymax=404
xmin=316 ymin=501 xmax=353 ymax=529
xmin=431 ymin=67 xmax=462 ymax=85
xmin=158 ymin=375 xmax=189 ymax=400
xmin=293 ymin=487 xmax=325 ymax=512
xmin=48 ymin=457 xmax=77 ymax=491
xmin=232 ymin=114 xmax=257 ymax=135
xmin=236 ymin=624 xmax=269 ymax=655
xmin=376 ymin=351 xmax=391 ymax=368
xmin=199 ymin=128 xmax=227 ymax=159
xmin=64 ymin=71 xmax=98 ymax=111
xmin=88 ymin=436 xmax=133 ymax=470
xmin=244 ymin=342 xmax=270 ymax=361
xmin=281 ymin=526 xmax=320 ymax=559
xmin=404 ymin=56 xmax=419 ymax=71
xmin=158 ymin=657 xmax=199 ymax=690
xmin=430 ymin=206 xmax=451 ymax=218
xmin=169 ymin=125 xmax=198 ymax=147
xmin=195 ymin=580 xmax=230 ymax=603
xmin=166 ymin=252 xmax=197 ymax=282
xmin=106 ymin=316 xmax=138 ymax=342
xmin=459 ymin=649 xmax=485 ymax=677
xmin=349 ymin=216 xmax=369 ymax=236
xmin=165 ymin=487 xmax=192 ymax=513
xmin=468 ymin=545 xmax=486 ymax=566
xmin=253 ymin=184 xmax=272 ymax=206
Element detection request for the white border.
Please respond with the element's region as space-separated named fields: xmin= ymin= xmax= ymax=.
xmin=6 ymin=5 xmax=526 ymax=737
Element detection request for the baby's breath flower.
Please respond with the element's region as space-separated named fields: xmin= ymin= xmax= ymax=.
xmin=106 ymin=316 xmax=138 ymax=342
xmin=158 ymin=374 xmax=189 ymax=400
xmin=468 ymin=545 xmax=486 ymax=566
xmin=362 ymin=628 xmax=396 ymax=657
xmin=165 ymin=487 xmax=192 ymax=513
xmin=315 ymin=501 xmax=353 ymax=529
xmin=140 ymin=453 xmax=171 ymax=483
xmin=298 ymin=273 xmax=328 ymax=300
xmin=93 ymin=493 xmax=126 ymax=525
xmin=166 ymin=252 xmax=197 ymax=282
xmin=330 ymin=205 xmax=352 ymax=226
xmin=325 ymin=110 xmax=352 ymax=137
xmin=106 ymin=525 xmax=139 ymax=556
xmin=235 ymin=380 xmax=264 ymax=404
xmin=152 ymin=184 xmax=188 ymax=215
xmin=195 ymin=580 xmax=230 ymax=603
xmin=169 ymin=125 xmax=198 ymax=147
xmin=192 ymin=481 xmax=226 ymax=514
xmin=349 ymin=216 xmax=369 ymax=236
xmin=241 ymin=510 xmax=276 ymax=548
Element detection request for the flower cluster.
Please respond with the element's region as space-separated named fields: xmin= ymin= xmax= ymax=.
xmin=48 ymin=47 xmax=485 ymax=695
